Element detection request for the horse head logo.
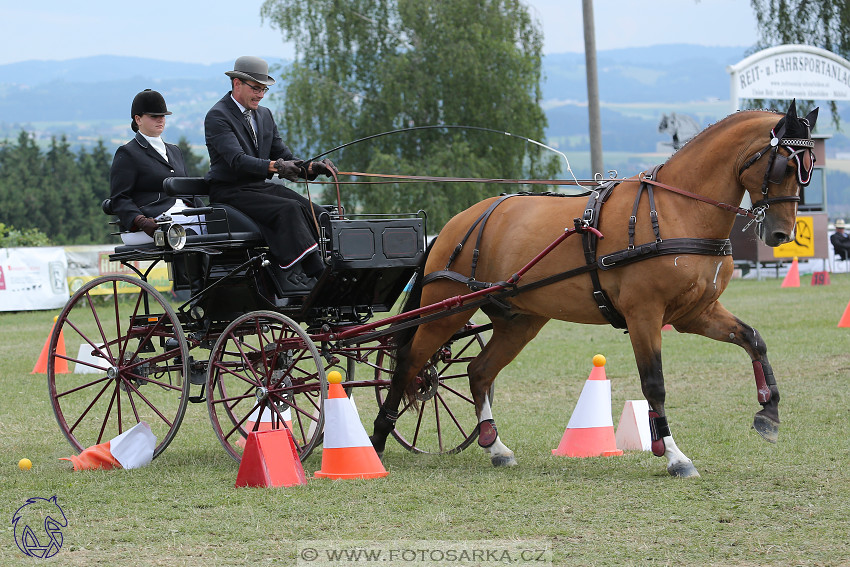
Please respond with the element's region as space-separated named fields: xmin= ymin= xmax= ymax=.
xmin=11 ymin=496 xmax=68 ymax=558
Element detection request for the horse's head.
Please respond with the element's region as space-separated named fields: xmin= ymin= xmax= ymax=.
xmin=739 ymin=99 xmax=818 ymax=246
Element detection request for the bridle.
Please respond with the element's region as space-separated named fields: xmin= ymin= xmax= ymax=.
xmin=737 ymin=117 xmax=816 ymax=226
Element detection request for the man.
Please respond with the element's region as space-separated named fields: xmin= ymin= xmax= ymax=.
xmin=831 ymin=218 xmax=850 ymax=260
xmin=204 ymin=56 xmax=337 ymax=276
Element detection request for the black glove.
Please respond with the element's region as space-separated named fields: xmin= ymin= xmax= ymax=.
xmin=274 ymin=159 xmax=303 ymax=181
xmin=133 ymin=215 xmax=158 ymax=237
xmin=309 ymin=158 xmax=338 ymax=180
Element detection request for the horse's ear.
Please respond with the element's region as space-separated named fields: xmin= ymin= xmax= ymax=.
xmin=805 ymin=107 xmax=819 ymax=131
xmin=786 ymin=98 xmax=797 ymax=119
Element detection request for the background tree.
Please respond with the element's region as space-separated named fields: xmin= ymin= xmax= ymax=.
xmin=261 ymin=0 xmax=560 ymax=228
xmin=749 ymin=0 xmax=850 ymax=128
xmin=0 ymin=131 xmax=112 ymax=245
xmin=176 ymin=136 xmax=208 ymax=177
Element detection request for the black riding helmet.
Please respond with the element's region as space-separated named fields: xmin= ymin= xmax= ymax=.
xmin=131 ymin=89 xmax=172 ymax=118
xmin=130 ymin=89 xmax=172 ymax=132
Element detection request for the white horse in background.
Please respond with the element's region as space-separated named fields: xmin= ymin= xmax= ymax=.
xmin=658 ymin=112 xmax=702 ymax=150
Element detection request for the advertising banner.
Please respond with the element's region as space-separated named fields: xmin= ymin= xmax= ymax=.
xmin=0 ymin=247 xmax=69 ymax=312
xmin=65 ymin=245 xmax=171 ymax=295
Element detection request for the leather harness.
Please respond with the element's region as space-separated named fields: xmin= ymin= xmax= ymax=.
xmin=422 ymin=164 xmax=733 ymax=330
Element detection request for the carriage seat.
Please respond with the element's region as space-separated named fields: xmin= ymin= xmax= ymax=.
xmin=162 ymin=177 xmax=263 ymax=240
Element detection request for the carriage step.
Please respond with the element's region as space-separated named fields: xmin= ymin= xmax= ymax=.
xmin=189 ymin=395 xmax=206 ymax=404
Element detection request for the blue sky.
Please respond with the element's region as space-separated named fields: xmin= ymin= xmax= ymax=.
xmin=0 ymin=0 xmax=758 ymax=65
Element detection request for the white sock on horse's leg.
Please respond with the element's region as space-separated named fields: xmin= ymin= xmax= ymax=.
xmin=477 ymin=393 xmax=517 ymax=467
xmin=663 ymin=435 xmax=700 ymax=478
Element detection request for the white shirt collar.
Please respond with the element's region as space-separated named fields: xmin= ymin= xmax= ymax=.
xmin=140 ymin=133 xmax=168 ymax=161
xmin=231 ymin=94 xmax=247 ymax=114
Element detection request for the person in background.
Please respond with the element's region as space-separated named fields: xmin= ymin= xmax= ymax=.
xmin=204 ymin=56 xmax=337 ymax=277
xmin=110 ymin=89 xmax=203 ymax=245
xmin=831 ymin=218 xmax=850 ymax=260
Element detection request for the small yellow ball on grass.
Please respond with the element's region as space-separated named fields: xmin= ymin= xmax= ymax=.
xmin=592 ymin=354 xmax=606 ymax=367
xmin=18 ymin=458 xmax=32 ymax=471
xmin=327 ymin=370 xmax=343 ymax=384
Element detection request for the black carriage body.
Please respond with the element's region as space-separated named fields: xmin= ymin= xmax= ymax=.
xmin=311 ymin=216 xmax=425 ymax=315
xmin=106 ymin=178 xmax=425 ymax=328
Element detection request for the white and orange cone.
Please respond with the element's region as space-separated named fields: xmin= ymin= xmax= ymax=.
xmin=60 ymin=422 xmax=156 ymax=471
xmin=314 ymin=371 xmax=388 ymax=479
xmin=552 ymin=354 xmax=623 ymax=458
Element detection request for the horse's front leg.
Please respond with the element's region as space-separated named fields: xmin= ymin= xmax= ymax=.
xmin=676 ymin=301 xmax=780 ymax=443
xmin=629 ymin=324 xmax=701 ymax=478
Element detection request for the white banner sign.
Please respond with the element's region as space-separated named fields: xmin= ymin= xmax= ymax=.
xmin=728 ymin=44 xmax=850 ymax=104
xmin=0 ymin=247 xmax=69 ymax=312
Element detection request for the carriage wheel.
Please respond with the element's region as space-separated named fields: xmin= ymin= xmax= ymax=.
xmin=374 ymin=322 xmax=492 ymax=454
xmin=207 ymin=310 xmax=326 ymax=463
xmin=47 ymin=275 xmax=190 ymax=458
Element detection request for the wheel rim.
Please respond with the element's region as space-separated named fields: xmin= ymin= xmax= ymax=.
xmin=207 ymin=310 xmax=326 ymax=462
xmin=47 ymin=275 xmax=190 ymax=458
xmin=374 ymin=323 xmax=492 ymax=454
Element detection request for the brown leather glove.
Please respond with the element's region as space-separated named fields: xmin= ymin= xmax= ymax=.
xmin=133 ymin=215 xmax=158 ymax=237
xmin=274 ymin=159 xmax=303 ymax=181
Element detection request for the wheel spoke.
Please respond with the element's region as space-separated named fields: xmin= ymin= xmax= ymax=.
xmin=207 ymin=310 xmax=325 ymax=463
xmin=49 ymin=275 xmax=190 ymax=457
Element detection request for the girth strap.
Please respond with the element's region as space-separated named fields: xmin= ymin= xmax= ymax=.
xmin=582 ymin=181 xmax=628 ymax=329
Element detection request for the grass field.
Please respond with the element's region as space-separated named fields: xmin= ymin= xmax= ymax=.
xmin=2 ymin=275 xmax=849 ymax=566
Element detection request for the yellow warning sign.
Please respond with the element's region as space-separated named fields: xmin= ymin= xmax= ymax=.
xmin=773 ymin=216 xmax=815 ymax=258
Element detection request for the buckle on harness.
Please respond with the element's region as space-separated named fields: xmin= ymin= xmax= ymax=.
xmin=583 ymin=209 xmax=594 ymax=223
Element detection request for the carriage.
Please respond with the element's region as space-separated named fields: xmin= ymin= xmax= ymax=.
xmin=47 ymin=101 xmax=816 ymax=477
xmin=46 ymin=175 xmax=491 ymax=463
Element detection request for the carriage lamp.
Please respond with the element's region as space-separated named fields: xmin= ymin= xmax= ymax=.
xmin=154 ymin=223 xmax=187 ymax=250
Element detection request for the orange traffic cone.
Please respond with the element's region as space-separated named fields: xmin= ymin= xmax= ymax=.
xmin=235 ymin=428 xmax=307 ymax=488
xmin=314 ymin=371 xmax=389 ymax=479
xmin=32 ymin=316 xmax=67 ymax=374
xmin=781 ymin=257 xmax=800 ymax=288
xmin=552 ymin=354 xmax=623 ymax=458
xmin=838 ymin=298 xmax=850 ymax=328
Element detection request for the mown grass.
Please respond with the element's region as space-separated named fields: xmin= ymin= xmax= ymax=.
xmin=1 ymin=275 xmax=849 ymax=566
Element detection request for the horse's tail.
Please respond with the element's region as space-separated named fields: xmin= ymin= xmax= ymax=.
xmin=391 ymin=236 xmax=435 ymax=353
xmin=387 ymin=237 xmax=437 ymax=407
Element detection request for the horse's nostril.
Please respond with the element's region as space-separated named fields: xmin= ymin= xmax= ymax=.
xmin=773 ymin=231 xmax=789 ymax=243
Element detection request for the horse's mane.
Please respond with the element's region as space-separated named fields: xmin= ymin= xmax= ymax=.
xmin=664 ymin=109 xmax=782 ymax=163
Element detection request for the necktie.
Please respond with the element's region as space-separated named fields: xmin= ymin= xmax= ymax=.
xmin=243 ymin=109 xmax=258 ymax=149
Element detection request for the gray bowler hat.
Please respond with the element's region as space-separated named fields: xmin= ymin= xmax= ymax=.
xmin=225 ymin=56 xmax=276 ymax=86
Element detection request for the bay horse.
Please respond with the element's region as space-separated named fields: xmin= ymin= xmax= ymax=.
xmin=370 ymin=100 xmax=818 ymax=477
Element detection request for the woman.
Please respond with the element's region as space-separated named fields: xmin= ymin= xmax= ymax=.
xmin=109 ymin=89 xmax=202 ymax=244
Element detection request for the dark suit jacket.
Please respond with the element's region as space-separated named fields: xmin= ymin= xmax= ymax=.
xmin=204 ymin=93 xmax=297 ymax=193
xmin=109 ymin=132 xmax=187 ymax=231
xmin=831 ymin=231 xmax=850 ymax=259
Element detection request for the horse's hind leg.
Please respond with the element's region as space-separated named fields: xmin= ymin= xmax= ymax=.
xmin=628 ymin=321 xmax=700 ymax=478
xmin=675 ymin=301 xmax=780 ymax=443
xmin=469 ymin=312 xmax=549 ymax=467
xmin=370 ymin=310 xmax=475 ymax=458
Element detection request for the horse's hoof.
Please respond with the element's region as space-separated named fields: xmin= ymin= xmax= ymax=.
xmin=753 ymin=414 xmax=779 ymax=443
xmin=667 ymin=461 xmax=700 ymax=478
xmin=491 ymin=454 xmax=518 ymax=467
